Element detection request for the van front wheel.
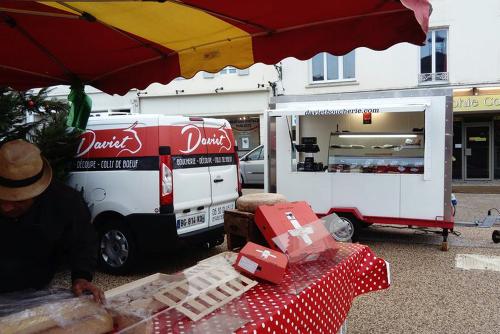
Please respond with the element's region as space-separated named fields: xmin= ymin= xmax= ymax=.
xmin=98 ymin=221 xmax=137 ymax=274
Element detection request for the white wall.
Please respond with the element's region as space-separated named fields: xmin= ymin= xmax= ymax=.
xmin=281 ymin=42 xmax=420 ymax=95
xmin=143 ymin=63 xmax=278 ymax=97
xmin=441 ymin=0 xmax=500 ymax=84
xmin=46 ymin=62 xmax=278 ymax=118
xmin=281 ymin=0 xmax=500 ymax=95
xmin=139 ymin=90 xmax=269 ymax=116
xmin=46 ymin=85 xmax=138 ymax=113
xmin=87 ymin=91 xmax=139 ymax=112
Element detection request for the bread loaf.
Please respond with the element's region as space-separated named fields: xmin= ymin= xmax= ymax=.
xmin=0 ymin=299 xmax=106 ymax=334
xmin=40 ymin=313 xmax=113 ymax=334
xmin=110 ymin=311 xmax=153 ymax=334
xmin=236 ymin=193 xmax=287 ymax=213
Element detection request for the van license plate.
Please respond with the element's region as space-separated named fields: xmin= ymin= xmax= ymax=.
xmin=210 ymin=202 xmax=235 ymax=226
xmin=176 ymin=213 xmax=206 ymax=230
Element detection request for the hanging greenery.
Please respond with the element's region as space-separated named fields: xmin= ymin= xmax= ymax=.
xmin=0 ymin=87 xmax=34 ymax=142
xmin=0 ymin=87 xmax=82 ymax=181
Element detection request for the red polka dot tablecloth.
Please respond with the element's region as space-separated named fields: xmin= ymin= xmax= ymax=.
xmin=140 ymin=243 xmax=390 ymax=334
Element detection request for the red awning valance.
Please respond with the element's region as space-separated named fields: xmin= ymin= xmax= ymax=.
xmin=0 ymin=0 xmax=431 ymax=95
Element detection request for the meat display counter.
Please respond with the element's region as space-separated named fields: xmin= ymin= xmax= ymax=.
xmin=328 ymin=131 xmax=424 ymax=174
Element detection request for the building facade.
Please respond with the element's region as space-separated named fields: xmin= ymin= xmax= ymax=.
xmin=279 ymin=0 xmax=500 ymax=182
xmin=50 ymin=0 xmax=500 ymax=180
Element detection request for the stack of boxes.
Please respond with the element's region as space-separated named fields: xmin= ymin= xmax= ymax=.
xmin=234 ymin=201 xmax=337 ymax=284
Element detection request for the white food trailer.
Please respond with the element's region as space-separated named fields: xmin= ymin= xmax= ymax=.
xmin=265 ymin=89 xmax=454 ymax=248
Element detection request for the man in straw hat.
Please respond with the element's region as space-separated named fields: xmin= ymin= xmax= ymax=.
xmin=0 ymin=139 xmax=104 ymax=303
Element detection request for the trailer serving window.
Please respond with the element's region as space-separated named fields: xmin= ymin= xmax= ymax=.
xmin=267 ymin=96 xmax=451 ymax=225
xmin=293 ymin=110 xmax=425 ymax=174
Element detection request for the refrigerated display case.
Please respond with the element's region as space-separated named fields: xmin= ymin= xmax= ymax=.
xmin=328 ymin=132 xmax=425 ymax=174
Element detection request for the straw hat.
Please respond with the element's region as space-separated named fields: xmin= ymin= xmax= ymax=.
xmin=0 ymin=139 xmax=52 ymax=201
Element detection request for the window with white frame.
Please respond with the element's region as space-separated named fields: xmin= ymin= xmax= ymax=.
xmin=203 ymin=66 xmax=249 ymax=78
xmin=420 ymin=29 xmax=448 ymax=83
xmin=311 ymin=51 xmax=355 ymax=82
xmin=219 ymin=66 xmax=238 ymax=75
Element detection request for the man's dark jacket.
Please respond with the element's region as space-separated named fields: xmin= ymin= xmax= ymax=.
xmin=0 ymin=181 xmax=97 ymax=292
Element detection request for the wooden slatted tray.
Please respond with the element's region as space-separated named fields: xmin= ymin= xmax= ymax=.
xmin=154 ymin=266 xmax=256 ymax=321
xmin=105 ymin=252 xmax=256 ymax=323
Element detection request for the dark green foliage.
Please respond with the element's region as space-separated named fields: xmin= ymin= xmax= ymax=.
xmin=0 ymin=87 xmax=82 ymax=181
xmin=31 ymin=111 xmax=82 ymax=181
xmin=0 ymin=87 xmax=34 ymax=142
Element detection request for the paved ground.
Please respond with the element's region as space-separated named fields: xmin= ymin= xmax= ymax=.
xmin=340 ymin=192 xmax=500 ymax=333
xmin=454 ymin=193 xmax=500 ymax=224
xmin=453 ymin=180 xmax=500 ymax=194
xmin=51 ymin=188 xmax=500 ymax=333
xmin=348 ymin=227 xmax=500 ymax=334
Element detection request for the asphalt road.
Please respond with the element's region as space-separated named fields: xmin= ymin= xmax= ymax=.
xmin=51 ymin=189 xmax=500 ymax=333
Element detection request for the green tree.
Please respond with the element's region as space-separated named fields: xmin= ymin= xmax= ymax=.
xmin=0 ymin=87 xmax=82 ymax=181
xmin=0 ymin=87 xmax=34 ymax=141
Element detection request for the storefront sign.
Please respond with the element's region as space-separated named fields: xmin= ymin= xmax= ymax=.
xmin=230 ymin=118 xmax=259 ymax=132
xmin=453 ymin=94 xmax=500 ymax=112
xmin=304 ymin=108 xmax=380 ymax=116
xmin=468 ymin=137 xmax=487 ymax=142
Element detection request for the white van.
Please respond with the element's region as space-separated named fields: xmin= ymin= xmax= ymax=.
xmin=68 ymin=114 xmax=240 ymax=273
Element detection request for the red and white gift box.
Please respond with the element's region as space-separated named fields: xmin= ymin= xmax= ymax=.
xmin=235 ymin=242 xmax=288 ymax=284
xmin=254 ymin=201 xmax=333 ymax=259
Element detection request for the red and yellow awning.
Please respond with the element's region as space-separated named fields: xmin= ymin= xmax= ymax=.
xmin=0 ymin=0 xmax=431 ymax=95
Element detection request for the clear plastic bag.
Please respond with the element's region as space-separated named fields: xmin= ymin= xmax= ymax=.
xmin=271 ymin=216 xmax=344 ymax=294
xmin=114 ymin=252 xmax=257 ymax=334
xmin=0 ymin=288 xmax=73 ymax=317
xmin=0 ymin=289 xmax=112 ymax=334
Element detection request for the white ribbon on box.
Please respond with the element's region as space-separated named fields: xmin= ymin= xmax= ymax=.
xmin=285 ymin=212 xmax=314 ymax=245
xmin=256 ymin=249 xmax=277 ymax=259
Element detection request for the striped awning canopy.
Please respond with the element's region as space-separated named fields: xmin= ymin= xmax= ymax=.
xmin=0 ymin=0 xmax=431 ymax=95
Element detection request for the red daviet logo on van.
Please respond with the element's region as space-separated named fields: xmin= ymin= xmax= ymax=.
xmin=178 ymin=124 xmax=233 ymax=154
xmin=76 ymin=122 xmax=144 ymax=158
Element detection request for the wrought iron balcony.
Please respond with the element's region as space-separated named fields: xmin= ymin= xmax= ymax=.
xmin=418 ymin=72 xmax=449 ymax=83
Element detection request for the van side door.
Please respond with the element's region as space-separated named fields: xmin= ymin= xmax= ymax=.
xmin=161 ymin=118 xmax=211 ymax=234
xmin=202 ymin=119 xmax=239 ymax=227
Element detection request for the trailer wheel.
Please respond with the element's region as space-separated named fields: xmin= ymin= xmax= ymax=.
xmin=331 ymin=213 xmax=361 ymax=243
xmin=98 ymin=220 xmax=138 ymax=275
xmin=493 ymin=230 xmax=500 ymax=244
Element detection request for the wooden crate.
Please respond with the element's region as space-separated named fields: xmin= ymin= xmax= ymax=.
xmin=224 ymin=209 xmax=267 ymax=250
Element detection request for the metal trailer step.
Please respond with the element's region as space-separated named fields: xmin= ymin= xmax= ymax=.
xmin=455 ymin=215 xmax=500 ymax=228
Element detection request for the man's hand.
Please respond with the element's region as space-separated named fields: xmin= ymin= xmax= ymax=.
xmin=72 ymin=278 xmax=105 ymax=304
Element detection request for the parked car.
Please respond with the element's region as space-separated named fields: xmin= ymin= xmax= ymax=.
xmin=68 ymin=114 xmax=240 ymax=274
xmin=239 ymin=145 xmax=264 ymax=185
xmin=239 ymin=144 xmax=297 ymax=185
